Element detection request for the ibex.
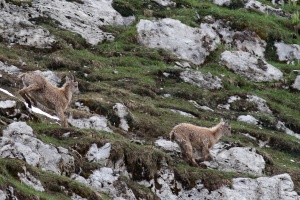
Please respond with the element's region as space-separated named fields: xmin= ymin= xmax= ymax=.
xmin=18 ymin=72 xmax=79 ymax=127
xmin=170 ymin=119 xmax=231 ymax=167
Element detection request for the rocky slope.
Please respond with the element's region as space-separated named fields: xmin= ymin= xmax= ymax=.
xmin=0 ymin=0 xmax=300 ymax=199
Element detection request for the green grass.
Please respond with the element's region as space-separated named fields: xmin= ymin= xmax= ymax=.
xmin=1 ymin=0 xmax=300 ymax=196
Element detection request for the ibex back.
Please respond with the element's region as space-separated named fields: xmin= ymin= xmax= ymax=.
xmin=18 ymin=72 xmax=79 ymax=127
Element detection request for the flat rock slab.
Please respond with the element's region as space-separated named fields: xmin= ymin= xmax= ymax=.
xmin=1 ymin=122 xmax=74 ymax=175
xmin=137 ymin=18 xmax=220 ymax=65
xmin=275 ymin=42 xmax=300 ymax=62
xmin=204 ymin=142 xmax=265 ymax=176
xmin=220 ymin=51 xmax=283 ymax=82
xmin=180 ymin=70 xmax=223 ymax=90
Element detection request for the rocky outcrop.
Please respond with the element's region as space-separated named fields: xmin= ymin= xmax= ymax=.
xmin=276 ymin=121 xmax=300 ymax=139
xmin=0 ymin=10 xmax=55 ymax=48
xmin=18 ymin=166 xmax=45 ymax=192
xmin=140 ymin=165 xmax=298 ymax=200
xmin=86 ymin=143 xmax=111 ymax=165
xmin=113 ymin=103 xmax=131 ymax=131
xmin=137 ymin=19 xmax=267 ymax=65
xmin=213 ymin=0 xmax=231 ymax=6
xmin=0 ymin=61 xmax=21 ymax=74
xmin=220 ymin=51 xmax=283 ymax=82
xmin=34 ymin=70 xmax=61 ymax=86
xmin=1 ymin=122 xmax=75 ymax=175
xmin=237 ymin=115 xmax=260 ymax=125
xmin=245 ymin=0 xmax=291 ymax=18
xmin=217 ymin=95 xmax=272 ymax=114
xmin=137 ymin=18 xmax=221 ymax=65
xmin=292 ymin=75 xmax=300 ymax=91
xmin=2 ymin=0 xmax=131 ymax=46
xmin=180 ymin=173 xmax=299 ymax=200
xmin=275 ymin=42 xmax=300 ymax=62
xmin=68 ymin=115 xmax=112 ymax=132
xmin=154 ymin=138 xmax=181 ymax=157
xmin=246 ymin=95 xmax=272 ymax=114
xmin=153 ymin=0 xmax=176 ymax=7
xmin=219 ymin=29 xmax=266 ymax=58
xmin=204 ymin=142 xmax=265 ymax=176
xmin=180 ymin=70 xmax=223 ymax=90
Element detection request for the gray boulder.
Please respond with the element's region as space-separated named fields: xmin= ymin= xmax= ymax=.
xmin=153 ymin=0 xmax=176 ymax=7
xmin=237 ymin=115 xmax=260 ymax=125
xmin=204 ymin=142 xmax=265 ymax=176
xmin=220 ymin=51 xmax=283 ymax=82
xmin=180 ymin=70 xmax=223 ymax=90
xmin=0 ymin=10 xmax=55 ymax=48
xmin=213 ymin=0 xmax=231 ymax=6
xmin=2 ymin=0 xmax=132 ymax=45
xmin=180 ymin=173 xmax=299 ymax=200
xmin=245 ymin=0 xmax=290 ymax=18
xmin=18 ymin=166 xmax=45 ymax=192
xmin=137 ymin=18 xmax=220 ymax=65
xmin=68 ymin=115 xmax=112 ymax=132
xmin=0 ymin=61 xmax=21 ymax=74
xmin=292 ymin=75 xmax=300 ymax=91
xmin=113 ymin=103 xmax=130 ymax=131
xmin=1 ymin=122 xmax=75 ymax=175
xmin=34 ymin=70 xmax=61 ymax=86
xmin=275 ymin=41 xmax=300 ymax=62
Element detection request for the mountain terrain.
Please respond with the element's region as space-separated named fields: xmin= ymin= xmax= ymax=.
xmin=0 ymin=0 xmax=300 ymax=199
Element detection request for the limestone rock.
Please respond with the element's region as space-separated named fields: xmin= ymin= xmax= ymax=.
xmin=153 ymin=0 xmax=176 ymax=7
xmin=72 ymin=167 xmax=135 ymax=199
xmin=34 ymin=70 xmax=61 ymax=86
xmin=137 ymin=18 xmax=220 ymax=65
xmin=113 ymin=103 xmax=130 ymax=131
xmin=0 ymin=10 xmax=55 ymax=48
xmin=220 ymin=51 xmax=283 ymax=82
xmin=137 ymin=19 xmax=267 ymax=65
xmin=1 ymin=122 xmax=75 ymax=175
xmin=71 ymin=193 xmax=87 ymax=200
xmin=0 ymin=61 xmax=21 ymax=74
xmin=246 ymin=95 xmax=272 ymax=114
xmin=292 ymin=75 xmax=300 ymax=91
xmin=180 ymin=70 xmax=223 ymax=90
xmin=170 ymin=109 xmax=196 ymax=118
xmin=237 ymin=115 xmax=259 ymax=125
xmin=68 ymin=115 xmax=112 ymax=132
xmin=180 ymin=173 xmax=299 ymax=200
xmin=154 ymin=138 xmax=181 ymax=154
xmin=86 ymin=143 xmax=111 ymax=165
xmin=275 ymin=41 xmax=300 ymax=61
xmin=204 ymin=142 xmax=265 ymax=176
xmin=213 ymin=0 xmax=231 ymax=6
xmin=245 ymin=0 xmax=290 ymax=18
xmin=2 ymin=0 xmax=132 ymax=45
xmin=276 ymin=121 xmax=300 ymax=139
xmin=229 ymin=174 xmax=299 ymax=200
xmin=18 ymin=166 xmax=45 ymax=192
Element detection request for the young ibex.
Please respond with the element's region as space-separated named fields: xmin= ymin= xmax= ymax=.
xmin=18 ymin=72 xmax=79 ymax=127
xmin=170 ymin=119 xmax=231 ymax=167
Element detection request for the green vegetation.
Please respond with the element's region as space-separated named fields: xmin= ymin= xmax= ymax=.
xmin=0 ymin=0 xmax=300 ymax=198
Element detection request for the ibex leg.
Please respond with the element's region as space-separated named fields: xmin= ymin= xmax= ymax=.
xmin=180 ymin=141 xmax=199 ymax=167
xmin=18 ymin=84 xmax=42 ymax=108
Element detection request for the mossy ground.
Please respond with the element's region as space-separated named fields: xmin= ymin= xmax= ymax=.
xmin=0 ymin=0 xmax=300 ymax=198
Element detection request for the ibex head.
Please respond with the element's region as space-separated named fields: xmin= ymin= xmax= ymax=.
xmin=66 ymin=75 xmax=79 ymax=95
xmin=220 ymin=118 xmax=231 ymax=137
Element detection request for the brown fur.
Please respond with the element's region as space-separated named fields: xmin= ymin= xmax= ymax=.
xmin=170 ymin=119 xmax=231 ymax=167
xmin=18 ymin=72 xmax=79 ymax=127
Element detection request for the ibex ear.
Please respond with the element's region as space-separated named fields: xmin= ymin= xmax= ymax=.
xmin=65 ymin=76 xmax=70 ymax=82
xmin=225 ymin=120 xmax=231 ymax=126
xmin=220 ymin=118 xmax=224 ymax=123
